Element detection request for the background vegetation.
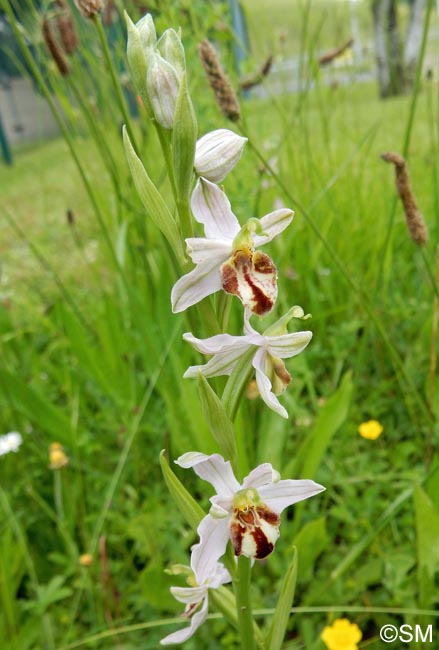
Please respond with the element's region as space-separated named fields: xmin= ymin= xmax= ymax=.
xmin=1 ymin=0 xmax=438 ymax=648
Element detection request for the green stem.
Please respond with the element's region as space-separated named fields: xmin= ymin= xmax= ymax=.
xmin=222 ymin=348 xmax=263 ymax=423
xmin=177 ymin=197 xmax=194 ymax=240
xmin=154 ymin=123 xmax=178 ymax=202
xmin=92 ymin=14 xmax=138 ymax=153
xmin=235 ymin=556 xmax=256 ymax=650
xmin=54 ymin=470 xmax=65 ymax=522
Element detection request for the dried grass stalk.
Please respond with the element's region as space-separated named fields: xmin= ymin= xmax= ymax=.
xmin=319 ymin=37 xmax=354 ymax=66
xmin=381 ymin=151 xmax=428 ymax=246
xmin=239 ymin=54 xmax=273 ymax=91
xmin=198 ymin=39 xmax=240 ymax=122
xmin=42 ymin=17 xmax=71 ymax=76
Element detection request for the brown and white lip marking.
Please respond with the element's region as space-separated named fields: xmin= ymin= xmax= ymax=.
xmin=229 ymin=503 xmax=280 ymax=559
xmin=220 ymin=248 xmax=277 ymax=316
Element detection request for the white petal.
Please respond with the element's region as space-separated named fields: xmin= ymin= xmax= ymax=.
xmin=160 ymin=595 xmax=208 ymax=645
xmin=185 ymin=237 xmax=231 ymax=265
xmin=253 ymin=209 xmax=294 ymax=247
xmin=183 ymin=332 xmax=254 ymax=378
xmin=265 ymin=331 xmax=313 ymax=359
xmin=183 ymin=331 xmax=252 ymax=356
xmin=242 ymin=463 xmax=276 ymax=489
xmin=207 ymin=562 xmax=232 ymax=589
xmin=191 ymin=515 xmax=230 ymax=584
xmin=183 ymin=343 xmax=252 ymax=378
xmin=191 ymin=178 xmax=240 ymax=240
xmin=170 ymin=584 xmax=207 ymax=604
xmin=210 ymin=494 xmax=233 ymax=516
xmin=253 ymin=348 xmax=288 ymax=419
xmin=258 ymin=479 xmax=325 ymax=514
xmin=176 ymin=452 xmax=240 ymax=496
xmin=171 ymin=262 xmax=221 ymax=313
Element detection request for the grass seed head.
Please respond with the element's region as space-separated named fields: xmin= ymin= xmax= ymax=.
xmin=75 ymin=0 xmax=103 ymax=19
xmin=381 ymin=151 xmax=428 ymax=247
xmin=42 ymin=17 xmax=71 ymax=76
xmin=55 ymin=0 xmax=79 ymax=55
xmin=198 ymin=39 xmax=240 ymax=122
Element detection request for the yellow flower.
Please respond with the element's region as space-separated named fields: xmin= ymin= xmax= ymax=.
xmin=79 ymin=553 xmax=93 ymax=567
xmin=49 ymin=442 xmax=69 ymax=470
xmin=321 ymin=618 xmax=362 ymax=650
xmin=358 ymin=420 xmax=383 ymax=440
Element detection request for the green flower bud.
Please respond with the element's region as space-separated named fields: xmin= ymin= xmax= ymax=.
xmin=136 ymin=13 xmax=156 ymax=52
xmin=157 ymin=28 xmax=185 ymax=78
xmin=146 ymin=52 xmax=180 ymax=129
xmin=125 ymin=13 xmax=148 ymax=97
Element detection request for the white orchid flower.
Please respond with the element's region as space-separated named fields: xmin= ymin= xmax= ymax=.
xmin=183 ymin=306 xmax=312 ymax=419
xmin=160 ymin=562 xmax=231 ymax=645
xmin=0 ymin=432 xmax=22 ymax=456
xmin=176 ymin=452 xmax=325 ymax=583
xmin=194 ymin=129 xmax=247 ymax=183
xmin=171 ymin=178 xmax=293 ymax=315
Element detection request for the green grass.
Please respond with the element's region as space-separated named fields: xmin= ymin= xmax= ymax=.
xmin=1 ymin=0 xmax=438 ymax=649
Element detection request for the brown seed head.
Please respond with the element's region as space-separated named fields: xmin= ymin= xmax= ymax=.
xmin=198 ymin=39 xmax=240 ymax=122
xmin=55 ymin=9 xmax=79 ymax=55
xmin=75 ymin=0 xmax=103 ymax=19
xmin=381 ymin=151 xmax=428 ymax=247
xmin=42 ymin=16 xmax=71 ymax=75
xmin=318 ymin=37 xmax=354 ymax=66
xmin=103 ymin=0 xmax=115 ymax=26
xmin=240 ymin=54 xmax=273 ymax=91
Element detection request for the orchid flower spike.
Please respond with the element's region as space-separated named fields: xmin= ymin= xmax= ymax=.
xmin=194 ymin=129 xmax=247 ymax=183
xmin=176 ymin=452 xmax=325 ymax=583
xmin=183 ymin=306 xmax=312 ymax=418
xmin=171 ymin=178 xmax=293 ymax=315
xmin=160 ymin=562 xmax=231 ymax=645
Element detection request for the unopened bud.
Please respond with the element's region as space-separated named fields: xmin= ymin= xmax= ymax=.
xmin=125 ymin=12 xmax=149 ymax=107
xmin=194 ymin=129 xmax=247 ymax=183
xmin=158 ymin=28 xmax=185 ymax=78
xmin=136 ymin=13 xmax=156 ymax=52
xmin=49 ymin=442 xmax=69 ymax=470
xmin=79 ymin=553 xmax=93 ymax=567
xmin=147 ymin=53 xmax=180 ymax=128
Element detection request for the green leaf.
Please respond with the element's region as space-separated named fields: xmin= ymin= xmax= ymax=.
xmin=414 ymin=485 xmax=439 ymax=608
xmin=123 ymin=127 xmax=186 ymax=266
xmin=0 ymin=370 xmax=71 ymax=442
xmin=292 ymin=517 xmax=327 ymax=583
xmin=266 ymin=547 xmax=298 ymax=650
xmin=159 ymin=450 xmax=205 ymax=531
xmin=197 ymin=373 xmax=237 ymax=464
xmin=172 ymin=72 xmax=197 ymax=205
xmin=285 ymin=371 xmax=353 ymax=478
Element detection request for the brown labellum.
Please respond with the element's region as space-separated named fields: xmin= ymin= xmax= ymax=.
xmin=229 ymin=504 xmax=280 ymax=560
xmin=220 ymin=248 xmax=277 ymax=315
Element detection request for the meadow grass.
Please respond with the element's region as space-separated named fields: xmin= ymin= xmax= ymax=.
xmin=1 ymin=1 xmax=438 ymax=649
